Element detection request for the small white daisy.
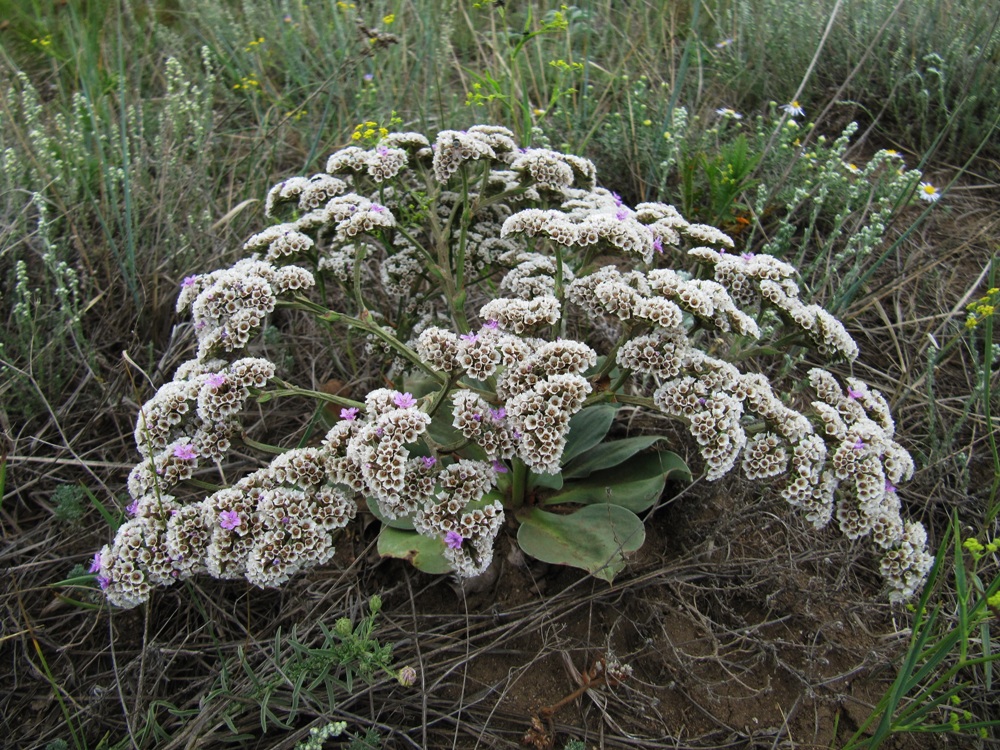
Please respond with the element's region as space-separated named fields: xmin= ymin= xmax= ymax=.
xmin=844 ymin=162 xmax=860 ymax=174
xmin=715 ymin=107 xmax=743 ymax=120
xmin=918 ymin=182 xmax=941 ymax=202
xmin=781 ymin=100 xmax=805 ymax=117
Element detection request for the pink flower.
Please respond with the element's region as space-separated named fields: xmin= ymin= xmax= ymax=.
xmin=126 ymin=500 xmax=139 ymax=516
xmin=340 ymin=407 xmax=360 ymax=420
xmin=460 ymin=332 xmax=478 ymax=342
xmin=852 ymin=438 xmax=866 ymax=452
xmin=420 ymin=456 xmax=437 ymax=469
xmin=444 ymin=530 xmax=463 ymax=549
xmin=489 ymin=407 xmax=506 ymax=421
xmin=652 ymin=236 xmax=663 ymax=254
xmin=885 ymin=480 xmax=897 ymax=493
xmin=173 ymin=443 xmax=198 ymax=461
xmin=483 ymin=320 xmax=499 ymax=329
xmin=615 ymin=208 xmax=629 ymax=221
xmin=219 ymin=510 xmax=242 ymax=530
xmin=612 ymin=192 xmax=623 ymax=207
xmin=846 ymin=387 xmax=863 ymax=400
xmin=181 ymin=275 xmax=198 ymax=288
xmin=88 ymin=552 xmax=102 ymax=574
xmin=397 ymin=666 xmax=418 ymax=686
xmin=206 ymin=373 xmax=227 ymax=388
xmin=492 ymin=460 xmax=508 ymax=474
xmin=370 ymin=203 xmax=385 ymax=213
xmin=393 ymin=392 xmax=416 ymax=409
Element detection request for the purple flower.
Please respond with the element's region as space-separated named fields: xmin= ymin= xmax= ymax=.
xmin=281 ymin=516 xmax=291 ymax=524
xmin=370 ymin=203 xmax=385 ymax=213
xmin=885 ymin=480 xmax=897 ymax=494
xmin=219 ymin=510 xmax=242 ymax=530
xmin=612 ymin=192 xmax=623 ymax=207
xmin=363 ymin=73 xmax=374 ymax=82
xmin=126 ymin=500 xmax=139 ymax=516
xmin=88 ymin=552 xmax=102 ymax=574
xmin=846 ymin=387 xmax=863 ymax=400
xmin=340 ymin=407 xmax=360 ymax=420
xmin=194 ymin=320 xmax=207 ymax=330
xmin=181 ymin=275 xmax=198 ymax=288
xmin=377 ymin=145 xmax=389 ymax=155
xmin=420 ymin=456 xmax=437 ymax=469
xmin=393 ymin=392 xmax=416 ymax=409
xmin=483 ymin=319 xmax=499 ymax=329
xmin=444 ymin=530 xmax=464 ymax=549
xmin=97 ymin=576 xmax=110 ymax=590
xmin=206 ymin=373 xmax=227 ymax=388
xmin=375 ymin=427 xmax=385 ymax=437
xmin=697 ymin=397 xmax=707 ymax=405
xmin=472 ymin=413 xmax=482 ymax=422
xmin=652 ymin=236 xmax=663 ymax=254
xmin=489 ymin=407 xmax=506 ymax=421
xmin=492 ymin=460 xmax=508 ymax=474
xmin=741 ymin=252 xmax=755 ymax=261
xmin=615 ymin=208 xmax=629 ymax=221
xmin=852 ymin=438 xmax=866 ymax=452
xmin=460 ymin=332 xmax=478 ymax=342
xmin=173 ymin=443 xmax=198 ymax=461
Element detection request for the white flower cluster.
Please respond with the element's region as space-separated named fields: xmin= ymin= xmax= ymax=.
xmin=129 ymin=357 xmax=276 ymax=498
xmin=413 ymin=459 xmax=504 ymax=577
xmin=344 ymin=389 xmax=433 ymax=519
xmin=97 ymin=447 xmax=358 ymax=608
xmin=177 ymin=259 xmax=314 ymax=359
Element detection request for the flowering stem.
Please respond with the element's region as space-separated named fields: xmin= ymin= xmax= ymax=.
xmin=588 ymin=326 xmax=635 ymax=386
xmin=239 ymin=434 xmax=286 ymax=455
xmin=510 ymin=457 xmax=528 ymax=510
xmin=283 ymin=297 xmax=447 ymax=385
xmin=260 ymin=377 xmax=365 ymax=409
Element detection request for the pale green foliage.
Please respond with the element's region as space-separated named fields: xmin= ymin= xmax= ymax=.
xmin=207 ymin=597 xmax=395 ymax=734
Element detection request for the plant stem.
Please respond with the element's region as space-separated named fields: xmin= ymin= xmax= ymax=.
xmin=510 ymin=457 xmax=528 ymax=510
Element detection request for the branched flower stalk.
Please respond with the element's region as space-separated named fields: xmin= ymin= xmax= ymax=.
xmin=92 ymin=124 xmax=932 ymax=609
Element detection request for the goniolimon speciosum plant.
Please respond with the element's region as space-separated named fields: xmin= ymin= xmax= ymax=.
xmin=90 ymin=124 xmax=932 ymax=609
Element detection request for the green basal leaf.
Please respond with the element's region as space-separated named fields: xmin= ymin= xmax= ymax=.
xmin=561 ymin=403 xmax=620 ymax=463
xmin=366 ymin=497 xmax=415 ymax=530
xmin=516 ymin=504 xmax=645 ymax=582
xmin=426 ymin=402 xmax=464 ymax=447
xmin=543 ymin=450 xmax=689 ymax=512
xmin=563 ymin=435 xmax=670 ymax=479
xmin=377 ymin=526 xmax=453 ymax=574
xmin=527 ymin=470 xmax=563 ymax=491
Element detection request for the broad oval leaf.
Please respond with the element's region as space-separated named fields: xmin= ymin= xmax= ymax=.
xmin=561 ymin=403 xmax=620 ymax=464
xmin=563 ymin=435 xmax=670 ymax=479
xmin=543 ymin=450 xmax=688 ymax=512
xmin=377 ymin=526 xmax=453 ymax=574
xmin=516 ymin=504 xmax=645 ymax=583
xmin=366 ymin=497 xmax=415 ymax=530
